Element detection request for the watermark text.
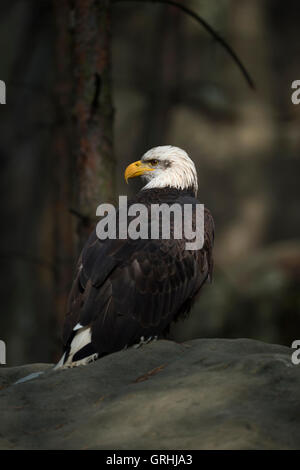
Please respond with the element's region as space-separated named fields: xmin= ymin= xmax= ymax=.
xmin=96 ymin=196 xmax=204 ymax=250
xmin=0 ymin=80 xmax=6 ymax=104
xmin=291 ymin=80 xmax=300 ymax=105
xmin=291 ymin=340 xmax=300 ymax=365
xmin=0 ymin=340 xmax=6 ymax=364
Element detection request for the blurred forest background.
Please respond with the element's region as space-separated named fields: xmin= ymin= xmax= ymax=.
xmin=0 ymin=0 xmax=300 ymax=366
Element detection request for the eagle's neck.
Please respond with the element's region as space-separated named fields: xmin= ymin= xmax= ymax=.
xmin=135 ymin=186 xmax=197 ymax=203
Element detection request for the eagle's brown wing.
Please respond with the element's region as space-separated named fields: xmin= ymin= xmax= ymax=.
xmin=60 ymin=196 xmax=214 ymax=365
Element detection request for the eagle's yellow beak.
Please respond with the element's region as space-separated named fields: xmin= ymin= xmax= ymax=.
xmin=124 ymin=160 xmax=154 ymax=183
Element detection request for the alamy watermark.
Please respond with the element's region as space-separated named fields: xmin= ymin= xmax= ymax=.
xmin=0 ymin=340 xmax=6 ymax=365
xmin=0 ymin=80 xmax=6 ymax=104
xmin=96 ymin=196 xmax=204 ymax=250
xmin=291 ymin=80 xmax=300 ymax=105
xmin=291 ymin=340 xmax=300 ymax=365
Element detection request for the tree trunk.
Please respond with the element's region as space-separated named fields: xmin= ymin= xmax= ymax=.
xmin=72 ymin=0 xmax=115 ymax=248
xmin=53 ymin=0 xmax=115 ymax=348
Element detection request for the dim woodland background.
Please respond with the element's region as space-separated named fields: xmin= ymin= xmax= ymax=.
xmin=0 ymin=0 xmax=299 ymax=366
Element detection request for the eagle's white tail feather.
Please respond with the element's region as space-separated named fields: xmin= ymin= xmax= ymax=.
xmin=13 ymin=326 xmax=96 ymax=383
xmin=53 ymin=352 xmax=66 ymax=370
xmin=54 ymin=326 xmax=97 ymax=369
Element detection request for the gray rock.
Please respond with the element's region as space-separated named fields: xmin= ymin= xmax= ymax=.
xmin=0 ymin=338 xmax=299 ymax=449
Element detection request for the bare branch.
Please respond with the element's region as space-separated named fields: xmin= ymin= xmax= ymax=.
xmin=112 ymin=0 xmax=255 ymax=90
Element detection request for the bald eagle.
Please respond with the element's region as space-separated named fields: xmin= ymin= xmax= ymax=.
xmin=55 ymin=146 xmax=214 ymax=368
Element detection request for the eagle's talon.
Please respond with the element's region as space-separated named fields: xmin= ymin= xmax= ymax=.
xmin=133 ymin=335 xmax=158 ymax=349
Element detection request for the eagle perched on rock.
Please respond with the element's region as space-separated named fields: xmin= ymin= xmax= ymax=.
xmin=56 ymin=146 xmax=214 ymax=368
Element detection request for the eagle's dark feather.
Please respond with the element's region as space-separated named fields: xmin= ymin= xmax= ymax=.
xmin=62 ymin=187 xmax=214 ymax=364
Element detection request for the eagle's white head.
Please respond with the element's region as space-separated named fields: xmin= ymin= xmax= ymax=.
xmin=124 ymin=145 xmax=198 ymax=194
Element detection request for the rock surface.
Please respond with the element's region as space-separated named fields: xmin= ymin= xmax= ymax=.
xmin=0 ymin=338 xmax=299 ymax=450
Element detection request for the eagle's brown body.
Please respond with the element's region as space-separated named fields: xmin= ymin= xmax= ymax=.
xmin=60 ymin=187 xmax=214 ymax=366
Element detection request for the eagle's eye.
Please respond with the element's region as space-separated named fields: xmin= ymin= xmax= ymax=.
xmin=149 ymin=159 xmax=158 ymax=167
